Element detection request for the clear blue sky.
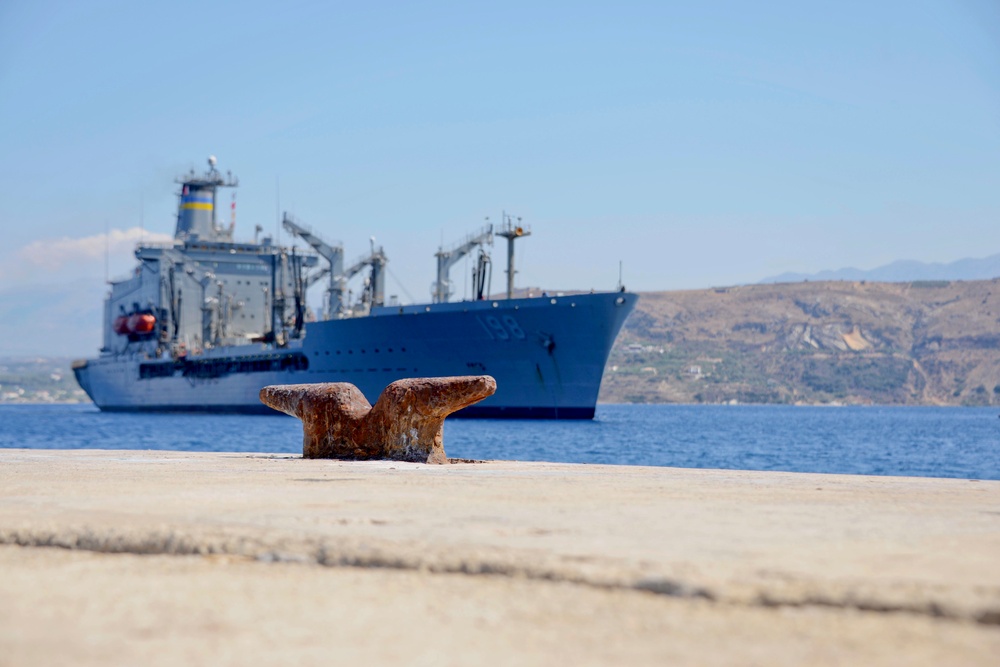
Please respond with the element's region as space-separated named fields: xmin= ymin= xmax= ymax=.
xmin=1 ymin=0 xmax=998 ymax=355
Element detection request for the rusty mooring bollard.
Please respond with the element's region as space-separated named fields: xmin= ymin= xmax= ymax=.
xmin=259 ymin=376 xmax=497 ymax=464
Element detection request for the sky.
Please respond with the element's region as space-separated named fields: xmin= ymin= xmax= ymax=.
xmin=1 ymin=0 xmax=998 ymax=356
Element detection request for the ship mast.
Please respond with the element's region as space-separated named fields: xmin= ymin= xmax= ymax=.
xmin=495 ymin=212 xmax=531 ymax=299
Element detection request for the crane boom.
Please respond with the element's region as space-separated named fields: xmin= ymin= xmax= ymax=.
xmin=342 ymin=239 xmax=388 ymax=312
xmin=281 ymin=213 xmax=347 ymax=318
xmin=281 ymin=214 xmax=343 ymax=268
xmin=433 ymin=224 xmax=493 ymax=303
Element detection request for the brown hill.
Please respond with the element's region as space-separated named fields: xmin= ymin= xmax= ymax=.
xmin=599 ymin=279 xmax=1000 ymax=406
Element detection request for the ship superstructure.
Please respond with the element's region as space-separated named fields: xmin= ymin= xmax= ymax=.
xmin=74 ymin=158 xmax=636 ymax=418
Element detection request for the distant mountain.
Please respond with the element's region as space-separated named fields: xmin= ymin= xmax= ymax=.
xmin=600 ymin=279 xmax=1000 ymax=406
xmin=760 ymin=254 xmax=1000 ymax=284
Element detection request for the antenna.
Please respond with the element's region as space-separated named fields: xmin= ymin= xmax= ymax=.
xmin=617 ymin=260 xmax=624 ymax=291
xmin=104 ymin=220 xmax=110 ymax=284
xmin=275 ymin=176 xmax=281 ymax=245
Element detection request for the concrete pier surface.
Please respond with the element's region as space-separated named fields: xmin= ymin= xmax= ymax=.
xmin=1 ymin=449 xmax=998 ymax=666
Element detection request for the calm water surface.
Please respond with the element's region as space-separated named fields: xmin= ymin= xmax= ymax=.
xmin=1 ymin=403 xmax=997 ymax=480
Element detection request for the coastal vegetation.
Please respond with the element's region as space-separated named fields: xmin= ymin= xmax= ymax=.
xmin=0 ymin=358 xmax=88 ymax=404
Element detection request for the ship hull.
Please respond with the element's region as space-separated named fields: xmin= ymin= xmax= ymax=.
xmin=74 ymin=292 xmax=636 ymax=419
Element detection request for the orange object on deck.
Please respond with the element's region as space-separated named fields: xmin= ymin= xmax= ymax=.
xmin=127 ymin=313 xmax=157 ymax=334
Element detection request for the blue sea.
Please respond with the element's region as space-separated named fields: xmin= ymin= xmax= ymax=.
xmin=1 ymin=403 xmax=998 ymax=480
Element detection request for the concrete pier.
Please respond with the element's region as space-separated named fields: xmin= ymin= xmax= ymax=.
xmin=1 ymin=448 xmax=998 ymax=665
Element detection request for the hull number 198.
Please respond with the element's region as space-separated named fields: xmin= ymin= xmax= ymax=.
xmin=477 ymin=315 xmax=526 ymax=340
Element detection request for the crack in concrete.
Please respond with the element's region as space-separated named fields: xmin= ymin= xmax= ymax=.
xmin=3 ymin=528 xmax=997 ymax=627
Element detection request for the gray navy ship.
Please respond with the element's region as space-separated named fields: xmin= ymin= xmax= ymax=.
xmin=73 ymin=158 xmax=637 ymax=418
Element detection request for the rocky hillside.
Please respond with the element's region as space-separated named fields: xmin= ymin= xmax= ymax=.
xmin=599 ymin=279 xmax=1000 ymax=406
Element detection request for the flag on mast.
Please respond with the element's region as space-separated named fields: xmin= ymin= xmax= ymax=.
xmin=229 ymin=192 xmax=237 ymax=232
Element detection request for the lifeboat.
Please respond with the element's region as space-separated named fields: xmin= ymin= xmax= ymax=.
xmin=127 ymin=313 xmax=157 ymax=335
xmin=112 ymin=316 xmax=130 ymax=335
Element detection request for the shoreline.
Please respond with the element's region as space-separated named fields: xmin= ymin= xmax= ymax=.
xmin=2 ymin=449 xmax=998 ymax=665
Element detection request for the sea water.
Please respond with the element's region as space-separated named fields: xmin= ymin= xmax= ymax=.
xmin=1 ymin=403 xmax=997 ymax=480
